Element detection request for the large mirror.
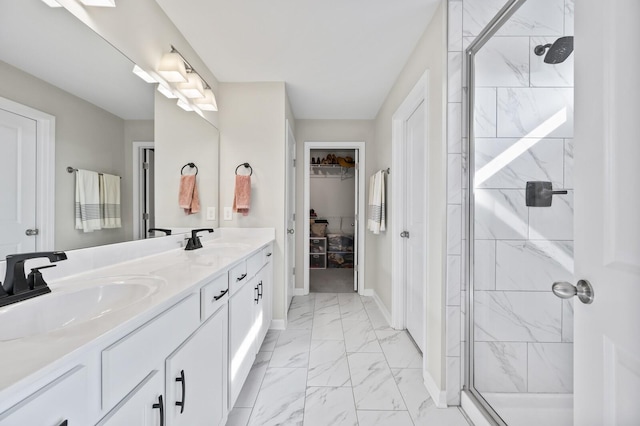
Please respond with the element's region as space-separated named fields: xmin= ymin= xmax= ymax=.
xmin=0 ymin=0 xmax=219 ymax=257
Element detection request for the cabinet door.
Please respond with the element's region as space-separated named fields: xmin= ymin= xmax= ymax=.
xmin=165 ymin=305 xmax=228 ymax=426
xmin=255 ymin=263 xmax=272 ymax=353
xmin=0 ymin=365 xmax=88 ymax=426
xmin=97 ymin=370 xmax=163 ymax=426
xmin=228 ymin=277 xmax=257 ymax=408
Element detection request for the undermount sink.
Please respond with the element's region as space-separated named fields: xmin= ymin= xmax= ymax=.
xmin=0 ymin=275 xmax=166 ymax=341
xmin=204 ymin=242 xmax=252 ymax=250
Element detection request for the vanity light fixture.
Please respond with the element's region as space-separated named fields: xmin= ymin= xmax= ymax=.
xmin=193 ymin=89 xmax=218 ymax=111
xmin=40 ymin=0 xmax=62 ymax=7
xmin=158 ymin=51 xmax=188 ymax=83
xmin=176 ymin=98 xmax=193 ymax=112
xmin=177 ymin=73 xmax=205 ymax=99
xmin=79 ymin=0 xmax=116 ymax=6
xmin=157 ymin=83 xmax=178 ymax=99
xmin=132 ymin=65 xmax=157 ymax=83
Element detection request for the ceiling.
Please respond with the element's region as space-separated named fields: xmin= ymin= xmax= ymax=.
xmin=154 ymin=0 xmax=441 ymax=120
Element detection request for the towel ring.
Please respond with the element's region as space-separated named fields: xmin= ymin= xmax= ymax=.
xmin=235 ymin=162 xmax=253 ymax=176
xmin=181 ymin=162 xmax=198 ymax=175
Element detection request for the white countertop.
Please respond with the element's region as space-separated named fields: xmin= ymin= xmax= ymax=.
xmin=0 ymin=228 xmax=275 ymax=404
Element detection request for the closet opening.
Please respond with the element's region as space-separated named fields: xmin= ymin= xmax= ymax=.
xmin=303 ymin=142 xmax=365 ymax=295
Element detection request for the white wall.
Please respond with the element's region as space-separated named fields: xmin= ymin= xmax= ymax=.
xmin=371 ymin=2 xmax=448 ymax=389
xmin=154 ymin=93 xmax=219 ymax=229
xmin=218 ymin=82 xmax=287 ymax=320
xmin=0 ymin=60 xmax=131 ymax=251
xmin=294 ymin=120 xmax=374 ymax=289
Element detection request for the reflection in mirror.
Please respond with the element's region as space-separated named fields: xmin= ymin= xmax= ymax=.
xmin=0 ymin=0 xmax=156 ymax=255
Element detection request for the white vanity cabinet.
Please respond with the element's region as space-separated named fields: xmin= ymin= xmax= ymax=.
xmin=165 ymin=304 xmax=228 ymax=426
xmin=97 ymin=370 xmax=163 ymax=426
xmin=0 ymin=365 xmax=88 ymax=426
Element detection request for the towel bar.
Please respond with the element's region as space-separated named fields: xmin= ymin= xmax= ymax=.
xmin=67 ymin=166 xmax=121 ymax=179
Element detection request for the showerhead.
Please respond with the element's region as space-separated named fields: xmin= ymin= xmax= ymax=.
xmin=534 ymin=36 xmax=574 ymax=64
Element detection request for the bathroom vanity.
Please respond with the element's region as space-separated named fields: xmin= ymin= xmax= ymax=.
xmin=0 ymin=229 xmax=274 ymax=426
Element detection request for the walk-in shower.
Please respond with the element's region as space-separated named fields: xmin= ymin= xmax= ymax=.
xmin=465 ymin=0 xmax=575 ymax=425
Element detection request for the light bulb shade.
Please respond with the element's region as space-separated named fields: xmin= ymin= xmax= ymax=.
xmin=158 ymin=52 xmax=188 ymax=83
xmin=40 ymin=0 xmax=62 ymax=7
xmin=157 ymin=83 xmax=177 ymax=99
xmin=177 ymin=74 xmax=205 ymax=99
xmin=79 ymin=0 xmax=116 ymax=6
xmin=132 ymin=65 xmax=156 ymax=83
xmin=176 ymin=99 xmax=193 ymax=111
xmin=193 ymin=89 xmax=218 ymax=111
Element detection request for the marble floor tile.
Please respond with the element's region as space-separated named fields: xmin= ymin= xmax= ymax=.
xmin=314 ymin=293 xmax=339 ymax=311
xmin=259 ymin=329 xmax=280 ymax=352
xmin=307 ymin=340 xmax=351 ymax=387
xmin=270 ymin=329 xmax=311 ymax=368
xmin=288 ymin=301 xmax=314 ymax=329
xmin=376 ymin=330 xmax=423 ymax=368
xmin=356 ymin=410 xmax=414 ymax=426
xmin=312 ymin=311 xmax=344 ymax=340
xmin=347 ymin=352 xmax=406 ymax=410
xmin=235 ymin=351 xmax=273 ymax=408
xmin=248 ymin=368 xmax=307 ymax=426
xmin=226 ymin=407 xmax=252 ymax=426
xmin=342 ymin=318 xmax=382 ymax=353
xmin=303 ymin=387 xmax=357 ymax=426
xmin=391 ymin=368 xmax=436 ymax=425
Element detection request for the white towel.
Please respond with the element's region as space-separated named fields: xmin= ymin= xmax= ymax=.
xmin=367 ymin=170 xmax=386 ymax=234
xmin=75 ymin=169 xmax=102 ymax=233
xmin=99 ymin=173 xmax=121 ymax=228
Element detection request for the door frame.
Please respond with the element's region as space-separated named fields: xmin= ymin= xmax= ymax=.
xmin=303 ymin=141 xmax=366 ymax=295
xmin=132 ymin=141 xmax=155 ymax=240
xmin=284 ymin=119 xmax=296 ymax=319
xmin=0 ymin=96 xmax=55 ymax=252
xmin=390 ymin=72 xmax=429 ymax=331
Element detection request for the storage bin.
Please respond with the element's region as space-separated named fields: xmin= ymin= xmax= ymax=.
xmin=309 ymin=238 xmax=327 ymax=253
xmin=328 ymin=252 xmax=354 ymax=268
xmin=327 ymin=234 xmax=354 ymax=252
xmin=310 ymin=223 xmax=328 ymax=237
xmin=310 ymin=254 xmax=326 ymax=269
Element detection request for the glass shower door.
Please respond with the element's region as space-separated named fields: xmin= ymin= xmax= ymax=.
xmin=467 ymin=1 xmax=575 ymax=425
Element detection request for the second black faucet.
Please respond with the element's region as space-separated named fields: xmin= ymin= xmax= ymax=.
xmin=185 ymin=228 xmax=214 ymax=250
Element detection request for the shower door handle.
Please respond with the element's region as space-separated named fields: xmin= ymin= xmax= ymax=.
xmin=552 ymin=280 xmax=594 ymax=304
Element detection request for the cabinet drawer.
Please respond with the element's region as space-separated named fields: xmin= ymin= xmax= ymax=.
xmin=0 ymin=365 xmax=88 ymax=425
xmin=310 ymin=254 xmax=326 ymax=269
xmin=201 ymin=273 xmax=228 ymax=321
xmin=228 ymin=261 xmax=247 ymax=296
xmin=101 ymin=294 xmax=199 ymax=410
xmin=246 ymin=250 xmax=264 ymax=279
xmin=309 ymin=238 xmax=326 ymax=253
xmin=262 ymin=243 xmax=274 ymax=264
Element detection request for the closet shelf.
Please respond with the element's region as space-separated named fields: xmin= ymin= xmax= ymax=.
xmin=310 ymin=164 xmax=354 ymax=180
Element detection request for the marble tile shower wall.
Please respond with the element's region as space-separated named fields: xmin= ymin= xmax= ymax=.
xmin=446 ymin=0 xmax=574 ymax=404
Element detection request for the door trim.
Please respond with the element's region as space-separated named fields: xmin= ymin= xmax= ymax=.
xmin=132 ymin=141 xmax=154 ymax=240
xmin=391 ymin=72 xmax=429 ymax=331
xmin=284 ymin=119 xmax=296 ymax=322
xmin=0 ymin=96 xmax=55 ymax=252
xmin=303 ymin=141 xmax=366 ymax=295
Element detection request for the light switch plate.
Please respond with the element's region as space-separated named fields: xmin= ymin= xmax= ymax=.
xmin=206 ymin=207 xmax=216 ymax=221
xmin=224 ymin=207 xmax=233 ymax=221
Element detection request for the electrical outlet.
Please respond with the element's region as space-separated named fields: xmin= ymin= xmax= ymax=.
xmin=206 ymin=207 xmax=216 ymax=221
xmin=224 ymin=207 xmax=233 ymax=221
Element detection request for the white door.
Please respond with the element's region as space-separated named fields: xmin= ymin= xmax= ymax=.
xmin=285 ymin=120 xmax=296 ymax=309
xmin=404 ymin=100 xmax=427 ymax=353
xmin=352 ymin=149 xmax=359 ymax=292
xmin=0 ymin=108 xmax=37 ymax=257
xmin=573 ymin=0 xmax=640 ymax=424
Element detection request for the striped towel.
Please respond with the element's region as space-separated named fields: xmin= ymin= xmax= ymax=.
xmin=100 ymin=173 xmax=121 ymax=228
xmin=367 ymin=170 xmax=386 ymax=234
xmin=75 ymin=169 xmax=102 ymax=233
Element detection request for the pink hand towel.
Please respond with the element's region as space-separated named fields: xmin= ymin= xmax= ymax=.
xmin=179 ymin=174 xmax=200 ymax=215
xmin=232 ymin=175 xmax=251 ymax=216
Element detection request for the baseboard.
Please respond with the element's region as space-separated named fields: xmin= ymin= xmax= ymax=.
xmin=371 ymin=290 xmax=392 ymax=327
xmin=293 ymin=288 xmax=306 ymax=296
xmin=361 ymin=288 xmax=374 ymax=297
xmin=461 ymin=390 xmax=492 ymax=426
xmin=423 ymin=371 xmax=448 ymax=408
xmin=270 ymin=319 xmax=286 ymax=330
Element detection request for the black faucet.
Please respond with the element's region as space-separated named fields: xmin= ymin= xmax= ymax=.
xmin=185 ymin=229 xmax=214 ymax=250
xmin=148 ymin=228 xmax=172 ymax=236
xmin=0 ymin=251 xmax=67 ymax=307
